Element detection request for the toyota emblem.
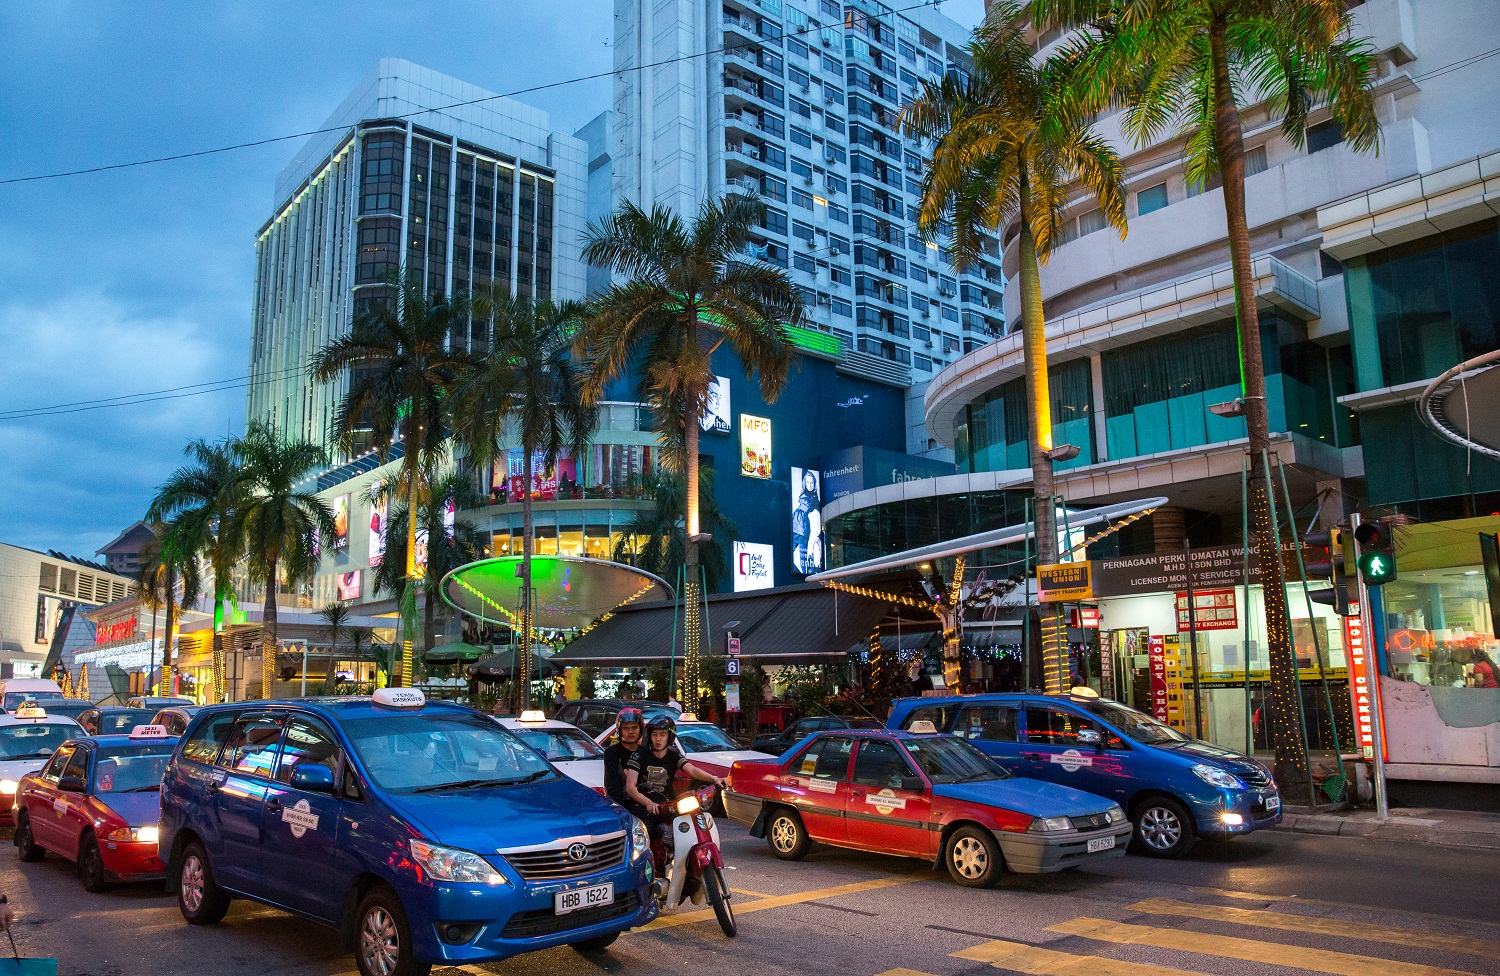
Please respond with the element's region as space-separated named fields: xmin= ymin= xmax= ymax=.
xmin=567 ymin=843 xmax=589 ymax=861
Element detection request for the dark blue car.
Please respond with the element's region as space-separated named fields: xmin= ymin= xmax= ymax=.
xmin=887 ymin=692 xmax=1281 ymax=858
xmin=158 ymin=690 xmax=655 ymax=976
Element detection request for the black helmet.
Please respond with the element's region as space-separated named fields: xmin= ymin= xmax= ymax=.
xmin=617 ymin=706 xmax=644 ymax=729
xmin=646 ymin=714 xmax=676 ymax=733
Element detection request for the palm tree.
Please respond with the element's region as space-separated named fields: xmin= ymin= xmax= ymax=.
xmin=134 ymin=520 xmax=202 ymax=699
xmin=577 ymin=193 xmax=804 ymax=709
xmin=614 ymin=465 xmax=738 ymax=592
xmin=1033 ymin=0 xmax=1378 ymax=784
xmin=146 ymin=437 xmax=247 ymax=701
xmin=318 ymin=601 xmax=353 ymax=690
xmin=452 ymin=292 xmax=598 ymax=709
xmin=902 ymin=4 xmax=1127 ymax=691
xmin=310 ymin=270 xmax=473 ymax=686
xmin=229 ymin=422 xmax=336 ymax=683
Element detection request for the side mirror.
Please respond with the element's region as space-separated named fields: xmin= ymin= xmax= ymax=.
xmin=1077 ymin=728 xmax=1103 ymax=749
xmin=58 ymin=774 xmax=86 ymax=793
xmin=900 ymin=775 xmax=926 ymax=793
xmin=289 ymin=765 xmax=337 ymax=793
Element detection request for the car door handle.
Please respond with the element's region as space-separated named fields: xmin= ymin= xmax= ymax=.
xmin=850 ymin=789 xmax=865 ymax=797
xmin=1021 ymin=752 xmax=1043 ymax=760
xmin=265 ymin=798 xmax=283 ymax=812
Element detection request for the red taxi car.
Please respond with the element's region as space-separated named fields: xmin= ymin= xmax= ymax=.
xmin=723 ymin=726 xmax=1133 ymax=887
xmin=13 ymin=724 xmax=177 ymax=892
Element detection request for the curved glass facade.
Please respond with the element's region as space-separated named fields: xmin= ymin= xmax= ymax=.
xmin=954 ymin=358 xmax=1095 ymax=474
xmin=826 ymin=488 xmax=1034 ymax=570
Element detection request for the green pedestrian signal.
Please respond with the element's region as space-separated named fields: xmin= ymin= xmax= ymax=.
xmin=1358 ymin=552 xmax=1394 ymax=584
xmin=1354 ymin=519 xmax=1398 ymax=586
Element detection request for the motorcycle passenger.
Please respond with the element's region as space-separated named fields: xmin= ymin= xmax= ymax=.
xmin=624 ymin=715 xmax=726 ymax=887
xmin=604 ymin=707 xmax=648 ymax=818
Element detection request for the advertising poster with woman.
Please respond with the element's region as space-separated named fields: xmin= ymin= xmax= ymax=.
xmin=791 ymin=466 xmax=823 ymax=575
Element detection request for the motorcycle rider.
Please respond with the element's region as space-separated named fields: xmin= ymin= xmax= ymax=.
xmin=625 ymin=715 xmax=725 ymax=901
xmin=603 ymin=707 xmax=648 ymax=818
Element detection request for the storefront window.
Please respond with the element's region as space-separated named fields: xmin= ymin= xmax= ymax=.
xmin=1380 ymin=567 xmax=1498 ymax=688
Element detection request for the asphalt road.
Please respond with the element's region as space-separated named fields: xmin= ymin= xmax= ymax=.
xmin=3 ymin=824 xmax=1498 ymax=976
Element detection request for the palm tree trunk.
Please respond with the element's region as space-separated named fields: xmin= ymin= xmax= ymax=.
xmin=211 ymin=580 xmax=226 ymax=703
xmin=520 ymin=446 xmax=535 ymax=712
xmin=401 ymin=445 xmax=421 ymax=689
xmin=682 ymin=380 xmax=702 ymax=713
xmin=262 ymin=557 xmax=278 ymax=704
xmin=324 ymin=620 xmax=340 ymax=689
xmin=1019 ymin=174 xmax=1065 ymax=693
xmin=163 ymin=566 xmax=177 ymax=702
xmin=1209 ymin=18 xmax=1304 ymax=789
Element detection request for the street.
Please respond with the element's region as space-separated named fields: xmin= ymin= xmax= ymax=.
xmin=5 ymin=824 xmax=1497 ymax=976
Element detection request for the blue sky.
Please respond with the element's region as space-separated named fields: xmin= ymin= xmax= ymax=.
xmin=0 ymin=0 xmax=983 ymax=560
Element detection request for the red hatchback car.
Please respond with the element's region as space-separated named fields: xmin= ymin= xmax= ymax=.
xmin=13 ymin=725 xmax=177 ymax=892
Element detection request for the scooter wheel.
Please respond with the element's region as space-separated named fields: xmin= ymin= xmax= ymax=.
xmin=704 ymin=866 xmax=736 ymax=937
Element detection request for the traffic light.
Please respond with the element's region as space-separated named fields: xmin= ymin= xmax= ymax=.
xmin=1355 ymin=520 xmax=1398 ymax=587
xmin=1305 ymin=526 xmax=1353 ymax=615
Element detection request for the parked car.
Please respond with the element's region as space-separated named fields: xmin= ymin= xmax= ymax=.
xmin=750 ymin=715 xmax=883 ymax=756
xmin=150 ymin=706 xmax=202 ymax=737
xmin=33 ymin=700 xmax=94 ymax=724
xmin=158 ymin=689 xmax=656 ymax=974
xmin=0 ymin=704 xmax=85 ymax=826
xmin=0 ymin=679 xmax=67 ymax=713
xmin=77 ymin=708 xmax=158 ymax=737
xmin=13 ymin=724 xmax=178 ymax=891
xmin=886 ymin=691 xmax=1281 ymax=858
xmin=126 ymin=696 xmax=195 ymax=710
xmin=553 ymin=699 xmax=679 ymax=738
xmin=497 ymin=711 xmax=606 ymax=792
xmin=722 ymin=726 xmax=1131 ymax=885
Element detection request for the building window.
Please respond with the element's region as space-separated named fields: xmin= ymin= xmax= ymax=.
xmin=828 ymin=203 xmax=849 ymax=223
xmin=787 ymin=36 xmax=810 ymax=59
xmin=792 ymin=188 xmax=815 ymax=209
xmin=761 ymin=175 xmax=788 ymax=202
xmin=915 ymin=354 xmax=932 ymax=372
xmin=1307 ymin=119 xmax=1344 ymax=154
xmin=789 ymin=66 xmax=811 ymax=89
xmin=791 ymin=157 xmax=813 ymax=180
xmin=761 ymin=207 xmax=789 ymax=236
xmin=790 ymin=95 xmax=812 ymax=118
xmin=830 ymin=297 xmax=853 ymax=316
xmin=825 ymin=173 xmax=847 ymax=194
xmin=1245 ymin=144 xmax=1269 ymax=176
xmin=794 ymin=253 xmax=817 ymax=274
xmin=791 ymin=127 xmax=813 ymax=149
xmin=792 ymin=220 xmax=815 ymax=242
xmin=1136 ymin=182 xmax=1169 ymax=216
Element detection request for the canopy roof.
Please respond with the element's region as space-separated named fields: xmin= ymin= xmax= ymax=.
xmin=440 ymin=555 xmax=672 ymax=631
xmin=1420 ymin=349 xmax=1500 ymax=460
xmin=423 ymin=640 xmax=488 ymax=664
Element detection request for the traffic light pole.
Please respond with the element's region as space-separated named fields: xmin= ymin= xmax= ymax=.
xmin=1351 ymin=513 xmax=1389 ymax=821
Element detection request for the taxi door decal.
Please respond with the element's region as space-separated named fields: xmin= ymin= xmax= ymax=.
xmin=864 ymin=788 xmax=908 ymax=814
xmin=282 ymin=798 xmax=321 ymax=838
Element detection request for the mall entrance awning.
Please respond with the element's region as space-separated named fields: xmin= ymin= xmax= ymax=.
xmin=551 ymin=583 xmax=893 ymax=667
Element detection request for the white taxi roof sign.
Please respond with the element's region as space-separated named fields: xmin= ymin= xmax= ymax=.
xmin=1068 ymin=686 xmax=1100 ymax=698
xmin=908 ymin=720 xmax=938 ymax=734
xmin=129 ymin=724 xmax=170 ymax=739
xmin=14 ymin=704 xmax=47 ymax=720
xmin=677 ymin=712 xmax=698 ymax=722
xmin=517 ymin=710 xmax=546 ymax=723
xmin=372 ymin=688 xmax=425 ymax=709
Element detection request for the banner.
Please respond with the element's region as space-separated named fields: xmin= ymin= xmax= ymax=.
xmin=791 ymin=467 xmax=824 ymax=575
xmin=733 ymin=542 xmax=774 ymax=592
xmin=740 ymin=414 xmax=772 ymax=479
xmin=1343 ymin=603 xmax=1385 ymax=759
xmin=1176 ymin=588 xmax=1238 ymax=632
xmin=503 ymin=450 xmax=578 ymax=502
xmin=337 ymin=571 xmax=362 ymax=602
xmin=367 ymin=487 xmax=387 ymax=567
xmin=726 ymin=682 xmax=741 ymax=713
xmin=1037 ymin=563 xmax=1092 ymax=602
xmin=1092 ymin=543 xmax=1310 ymax=597
xmin=331 ymin=494 xmax=350 ymax=550
xmin=700 ymin=376 xmax=732 ymax=435
xmin=1149 ymin=635 xmax=1169 ymax=723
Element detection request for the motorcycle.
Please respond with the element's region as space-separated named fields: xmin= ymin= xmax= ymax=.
xmin=650 ymin=785 xmax=736 ymax=937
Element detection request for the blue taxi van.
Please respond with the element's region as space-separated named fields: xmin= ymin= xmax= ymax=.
xmin=158 ymin=690 xmax=655 ymax=976
xmin=887 ymin=691 xmax=1281 ymax=858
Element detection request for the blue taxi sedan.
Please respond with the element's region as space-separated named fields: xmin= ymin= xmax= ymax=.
xmin=158 ymin=690 xmax=655 ymax=976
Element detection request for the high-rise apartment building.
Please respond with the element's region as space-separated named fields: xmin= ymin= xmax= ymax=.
xmin=611 ymin=0 xmax=1004 ymax=455
xmin=247 ymin=59 xmax=589 ymax=456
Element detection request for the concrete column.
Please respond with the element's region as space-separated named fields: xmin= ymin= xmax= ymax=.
xmin=1152 ymin=506 xmax=1187 ymax=554
xmin=1089 ymin=352 xmax=1108 ymax=462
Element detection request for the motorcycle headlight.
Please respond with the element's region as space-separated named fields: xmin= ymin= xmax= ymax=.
xmin=1028 ymin=816 xmax=1071 ymax=833
xmin=409 ymin=840 xmax=508 ymax=885
xmin=676 ymin=795 xmax=701 ymax=815
xmin=630 ymin=817 xmax=650 ymax=862
xmin=1106 ymin=805 xmax=1126 ymax=824
xmin=106 ymin=826 xmax=159 ymax=844
xmin=1193 ymin=764 xmax=1246 ymax=790
xmin=0 ymin=780 xmax=17 ymax=796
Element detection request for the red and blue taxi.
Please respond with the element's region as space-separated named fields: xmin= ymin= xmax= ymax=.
xmin=723 ymin=725 xmax=1132 ymax=886
xmin=13 ymin=724 xmax=177 ymax=891
xmin=0 ymin=702 xmax=84 ymax=826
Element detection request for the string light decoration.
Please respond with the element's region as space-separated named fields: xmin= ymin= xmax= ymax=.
xmin=821 ymin=578 xmax=925 ymax=607
xmin=1064 ymin=507 xmax=1159 ymax=560
xmin=57 ymin=668 xmax=73 ymax=698
xmin=940 ymin=556 xmax=967 ymax=690
xmin=213 ymin=645 xmax=226 ymax=703
xmin=261 ymin=644 xmax=276 ymax=700
xmin=1041 ymin=610 xmax=1066 ymax=694
xmin=682 ymin=578 xmax=702 ymax=713
xmin=76 ymin=664 xmax=89 ymax=700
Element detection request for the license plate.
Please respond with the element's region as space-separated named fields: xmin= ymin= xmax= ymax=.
xmin=555 ymin=883 xmax=613 ymax=915
xmin=1087 ymin=835 xmax=1116 ymax=853
xmin=1264 ymin=795 xmax=1281 ymax=812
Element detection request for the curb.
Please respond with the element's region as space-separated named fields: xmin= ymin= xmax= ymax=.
xmin=1273 ymin=815 xmax=1500 ymax=850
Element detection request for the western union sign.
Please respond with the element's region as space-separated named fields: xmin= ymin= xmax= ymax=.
xmin=1037 ymin=562 xmax=1093 ymax=602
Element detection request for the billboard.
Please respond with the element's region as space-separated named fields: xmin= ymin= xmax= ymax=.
xmin=791 ymin=467 xmax=824 ymax=575
xmin=819 ymin=446 xmax=956 ymax=503
xmin=733 ymin=541 xmax=774 ymax=592
xmin=700 ymin=376 xmax=732 ymax=436
xmin=367 ymin=485 xmax=387 ymax=567
xmin=330 ymin=494 xmax=351 ymax=551
xmin=740 ymin=414 xmax=772 ymax=479
xmin=337 ymin=571 xmax=362 ymax=601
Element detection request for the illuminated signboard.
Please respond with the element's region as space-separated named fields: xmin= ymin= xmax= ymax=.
xmin=1036 ymin=562 xmax=1092 ymax=602
xmin=700 ymin=376 xmax=732 ymax=436
xmin=337 ymin=571 xmax=362 ymax=602
xmin=791 ymin=467 xmax=824 ymax=575
xmin=740 ymin=414 xmax=771 ymax=479
xmin=368 ymin=485 xmax=387 ymax=567
xmin=331 ymin=494 xmax=350 ymax=551
xmin=733 ymin=542 xmax=774 ymax=592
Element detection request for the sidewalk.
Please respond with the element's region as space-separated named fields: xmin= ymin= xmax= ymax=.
xmin=1275 ymin=805 xmax=1500 ymax=851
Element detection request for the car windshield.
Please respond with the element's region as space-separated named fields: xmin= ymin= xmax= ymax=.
xmin=676 ymin=725 xmax=739 ymax=752
xmin=93 ymin=743 xmax=175 ymax=793
xmin=511 ymin=727 xmax=603 ymax=762
xmin=902 ymin=735 xmax=1011 ymax=784
xmin=1076 ymin=698 xmax=1188 ymax=745
xmin=96 ymin=710 xmax=157 ymax=735
xmin=0 ymin=723 xmax=74 ymax=759
xmin=344 ymin=712 xmax=556 ymax=793
xmin=33 ymin=701 xmax=89 ymax=719
xmin=3 ymin=692 xmax=65 ymax=711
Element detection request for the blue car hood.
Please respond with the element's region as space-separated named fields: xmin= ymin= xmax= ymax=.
xmin=933 ymin=778 xmax=1113 ymax=818
xmin=386 ymin=774 xmax=627 ymax=853
xmin=1158 ymin=739 xmax=1268 ymax=778
xmin=97 ymin=792 xmax=162 ymax=827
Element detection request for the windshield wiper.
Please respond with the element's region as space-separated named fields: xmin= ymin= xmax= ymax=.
xmin=409 ymin=778 xmax=512 ymax=794
xmin=498 ymin=770 xmax=551 ymax=786
xmin=116 ymin=785 xmax=160 ymax=793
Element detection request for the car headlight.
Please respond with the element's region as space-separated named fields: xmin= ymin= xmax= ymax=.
xmin=106 ymin=826 xmax=160 ymax=843
xmin=1106 ymin=805 xmax=1126 ymax=824
xmin=409 ymin=839 xmax=508 ymax=885
xmin=1028 ymin=816 xmax=1072 ymax=833
xmin=0 ymin=780 xmax=16 ymax=796
xmin=630 ymin=817 xmax=651 ymax=862
xmin=1193 ymin=764 xmax=1246 ymax=789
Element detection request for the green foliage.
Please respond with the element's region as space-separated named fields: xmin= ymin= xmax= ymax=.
xmin=613 ymin=465 xmax=739 ymax=591
xmin=469 ymin=683 xmax=503 ymax=714
xmin=645 ymin=662 xmax=673 ymax=701
xmin=228 ymin=422 xmax=336 ymax=605
xmin=779 ymin=665 xmax=836 ymax=718
xmin=577 ymin=666 xmax=599 ymax=699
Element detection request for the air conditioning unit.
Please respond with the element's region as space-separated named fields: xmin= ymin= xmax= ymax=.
xmin=817 ymin=294 xmax=832 ymax=306
xmin=822 ymin=34 xmax=833 ymax=46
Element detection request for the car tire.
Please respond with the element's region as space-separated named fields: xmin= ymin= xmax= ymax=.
xmin=355 ymin=887 xmax=431 ymax=976
xmin=1131 ymin=796 xmax=1196 ymax=859
xmin=944 ymin=825 xmax=1003 ymax=888
xmin=177 ymin=840 xmax=231 ymax=925
xmin=570 ymin=932 xmax=619 ymax=953
xmin=766 ymin=807 xmax=812 ymax=860
xmin=78 ymin=833 xmax=111 ymax=893
xmin=14 ymin=814 xmax=45 ymax=863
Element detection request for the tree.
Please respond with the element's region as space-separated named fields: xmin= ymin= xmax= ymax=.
xmin=318 ymin=601 xmax=353 ymax=690
xmin=146 ymin=437 xmax=247 ymax=702
xmin=577 ymin=194 xmax=804 ymax=709
xmin=1034 ymin=0 xmax=1378 ymax=787
xmin=613 ymin=465 xmax=739 ymax=592
xmin=453 ymin=292 xmax=598 ymax=709
xmin=229 ymin=422 xmax=336 ymax=679
xmin=310 ymin=270 xmax=473 ymax=686
xmin=902 ymin=3 xmax=1126 ymax=692
xmin=134 ymin=520 xmax=202 ymax=700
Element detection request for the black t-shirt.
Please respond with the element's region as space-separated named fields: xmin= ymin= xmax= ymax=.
xmin=603 ymin=742 xmax=637 ymax=806
xmin=626 ymin=745 xmax=688 ymax=803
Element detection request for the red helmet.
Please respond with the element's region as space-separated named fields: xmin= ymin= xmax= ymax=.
xmin=617 ymin=707 xmax=644 ymax=729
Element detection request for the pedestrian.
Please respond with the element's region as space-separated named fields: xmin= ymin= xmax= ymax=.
xmin=667 ymin=694 xmax=682 ymax=712
xmin=1469 ymin=648 xmax=1499 ymax=689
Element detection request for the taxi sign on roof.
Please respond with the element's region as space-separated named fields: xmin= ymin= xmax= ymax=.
xmin=129 ymin=724 xmax=170 ymax=739
xmin=908 ymin=720 xmax=938 ymax=734
xmin=518 ymin=710 xmax=546 ymax=723
xmin=372 ymin=688 xmax=425 ymax=709
xmin=14 ymin=703 xmax=47 ymax=720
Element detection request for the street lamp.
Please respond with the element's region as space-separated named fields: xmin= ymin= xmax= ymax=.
xmin=1044 ymin=443 xmax=1081 ymax=462
xmin=1209 ymin=398 xmax=1245 ymax=418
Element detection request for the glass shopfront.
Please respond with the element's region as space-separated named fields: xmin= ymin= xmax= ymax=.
xmin=1379 ymin=566 xmax=1498 ymax=689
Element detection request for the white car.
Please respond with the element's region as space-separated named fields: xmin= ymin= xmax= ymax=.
xmin=0 ymin=704 xmax=84 ymax=825
xmin=496 ymin=712 xmax=607 ymax=793
xmin=594 ymin=716 xmax=775 ymax=787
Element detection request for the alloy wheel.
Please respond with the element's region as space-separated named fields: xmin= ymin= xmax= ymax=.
xmin=771 ymin=816 xmax=798 ymax=853
xmin=1139 ymin=806 xmax=1183 ymax=850
xmin=181 ymin=855 xmax=205 ymax=913
xmin=360 ymin=906 xmax=400 ymax=976
xmin=951 ymin=836 xmax=989 ymax=879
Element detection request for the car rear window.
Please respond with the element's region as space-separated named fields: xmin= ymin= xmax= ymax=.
xmin=179 ymin=710 xmax=244 ymax=766
xmin=899 ymin=704 xmax=956 ymax=732
xmin=792 ymin=736 xmax=854 ymax=781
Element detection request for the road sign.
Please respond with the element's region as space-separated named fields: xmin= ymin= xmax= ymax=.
xmin=726 ymin=682 xmax=741 ymax=713
xmin=725 ymin=658 xmax=741 ymax=677
xmin=726 ymin=635 xmax=740 ymax=656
